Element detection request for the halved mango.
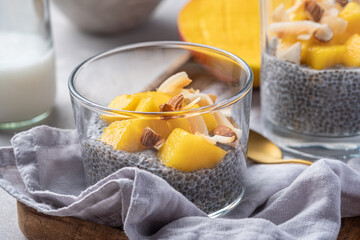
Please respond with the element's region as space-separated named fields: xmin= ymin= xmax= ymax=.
xmin=344 ymin=34 xmax=360 ymax=67
xmin=158 ymin=128 xmax=227 ymax=172
xmin=178 ymin=0 xmax=261 ymax=87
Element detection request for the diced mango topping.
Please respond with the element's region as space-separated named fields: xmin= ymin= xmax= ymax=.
xmin=99 ymin=72 xmax=242 ymax=171
xmin=158 ymin=128 xmax=227 ymax=172
xmin=270 ymin=1 xmax=360 ymax=70
xmin=305 ymin=45 xmax=345 ymax=70
xmin=100 ymin=120 xmax=147 ymax=152
xmin=344 ymin=34 xmax=360 ymax=67
xmin=339 ymin=2 xmax=360 ymax=35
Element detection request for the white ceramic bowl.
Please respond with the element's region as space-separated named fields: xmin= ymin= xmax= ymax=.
xmin=52 ymin=0 xmax=162 ymax=34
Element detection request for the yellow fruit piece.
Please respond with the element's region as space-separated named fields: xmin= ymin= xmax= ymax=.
xmin=167 ymin=118 xmax=192 ymax=133
xmin=178 ymin=0 xmax=261 ymax=87
xmin=100 ymin=120 xmax=146 ymax=152
xmin=344 ymin=34 xmax=360 ymax=67
xmin=305 ymin=45 xmax=345 ymax=70
xmin=100 ymin=119 xmax=170 ymax=152
xmin=339 ymin=2 xmax=360 ymax=35
xmin=202 ymin=113 xmax=217 ymax=132
xmin=101 ymin=94 xmax=141 ymax=122
xmin=135 ymin=92 xmax=172 ymax=110
xmin=158 ymin=128 xmax=227 ymax=172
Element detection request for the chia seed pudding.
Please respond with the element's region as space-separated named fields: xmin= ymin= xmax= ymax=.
xmin=261 ymin=52 xmax=360 ymax=136
xmin=81 ymin=117 xmax=246 ymax=214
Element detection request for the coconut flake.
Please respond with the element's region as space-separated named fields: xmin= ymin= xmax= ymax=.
xmin=272 ymin=4 xmax=289 ymax=22
xmin=269 ymin=21 xmax=322 ymax=35
xmin=321 ymin=16 xmax=348 ymax=34
xmin=314 ymin=24 xmax=334 ymax=42
xmin=276 ymin=42 xmax=301 ymax=65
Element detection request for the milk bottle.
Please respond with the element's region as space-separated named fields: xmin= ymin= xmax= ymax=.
xmin=0 ymin=0 xmax=56 ymax=129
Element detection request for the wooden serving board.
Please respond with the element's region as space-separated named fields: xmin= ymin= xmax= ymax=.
xmin=17 ymin=201 xmax=360 ymax=240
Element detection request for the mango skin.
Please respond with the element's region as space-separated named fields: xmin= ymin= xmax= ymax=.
xmin=158 ymin=128 xmax=227 ymax=172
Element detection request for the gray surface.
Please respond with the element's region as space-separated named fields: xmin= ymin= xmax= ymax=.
xmin=0 ymin=0 xmax=191 ymax=238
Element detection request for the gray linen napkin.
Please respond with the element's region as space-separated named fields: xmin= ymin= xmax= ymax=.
xmin=1 ymin=126 xmax=360 ymax=240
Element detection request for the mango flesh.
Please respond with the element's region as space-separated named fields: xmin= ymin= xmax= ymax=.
xmin=339 ymin=2 xmax=360 ymax=35
xmin=100 ymin=119 xmax=170 ymax=152
xmin=178 ymin=0 xmax=261 ymax=87
xmin=101 ymin=92 xmax=171 ymax=122
xmin=158 ymin=128 xmax=227 ymax=172
xmin=305 ymin=45 xmax=346 ymax=70
xmin=100 ymin=120 xmax=146 ymax=152
xmin=344 ymin=34 xmax=360 ymax=67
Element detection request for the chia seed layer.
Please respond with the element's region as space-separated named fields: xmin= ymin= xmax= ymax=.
xmin=261 ymin=52 xmax=360 ymax=136
xmin=81 ymin=117 xmax=246 ymax=214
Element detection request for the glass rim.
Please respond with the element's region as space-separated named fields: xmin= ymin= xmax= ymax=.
xmin=68 ymin=41 xmax=253 ymax=117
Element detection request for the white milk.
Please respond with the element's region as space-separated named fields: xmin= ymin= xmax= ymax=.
xmin=0 ymin=32 xmax=56 ymax=123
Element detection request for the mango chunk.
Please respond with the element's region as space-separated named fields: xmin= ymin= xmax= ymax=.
xmin=344 ymin=34 xmax=360 ymax=67
xmin=305 ymin=45 xmax=345 ymax=70
xmin=100 ymin=120 xmax=146 ymax=152
xmin=158 ymin=128 xmax=227 ymax=172
xmin=100 ymin=119 xmax=171 ymax=152
xmin=101 ymin=94 xmax=141 ymax=122
xmin=135 ymin=92 xmax=172 ymax=112
xmin=167 ymin=118 xmax=192 ymax=133
xmin=202 ymin=113 xmax=217 ymax=132
xmin=339 ymin=2 xmax=360 ymax=35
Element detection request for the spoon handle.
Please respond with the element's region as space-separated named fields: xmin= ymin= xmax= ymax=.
xmin=276 ymin=159 xmax=313 ymax=165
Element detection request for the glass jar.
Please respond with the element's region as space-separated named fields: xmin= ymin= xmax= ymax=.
xmin=0 ymin=0 xmax=56 ymax=129
xmin=69 ymin=41 xmax=253 ymax=217
xmin=260 ymin=0 xmax=360 ymax=161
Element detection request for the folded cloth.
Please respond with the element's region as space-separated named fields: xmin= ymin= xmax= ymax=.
xmin=1 ymin=126 xmax=360 ymax=240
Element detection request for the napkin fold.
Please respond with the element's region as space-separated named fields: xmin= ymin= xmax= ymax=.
xmin=1 ymin=126 xmax=360 ymax=240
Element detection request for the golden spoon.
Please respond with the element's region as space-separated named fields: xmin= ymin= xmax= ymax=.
xmin=247 ymin=130 xmax=313 ymax=165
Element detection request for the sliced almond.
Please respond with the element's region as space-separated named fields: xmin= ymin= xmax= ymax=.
xmin=321 ymin=16 xmax=347 ymax=34
xmin=276 ymin=42 xmax=301 ymax=65
xmin=269 ymin=21 xmax=322 ymax=35
xmin=305 ymin=2 xmax=325 ymax=22
xmin=214 ymin=125 xmax=237 ymax=141
xmin=141 ymin=127 xmax=163 ymax=149
xmin=272 ymin=3 xmax=289 ymax=22
xmin=154 ymin=138 xmax=165 ymax=150
xmin=157 ymin=72 xmax=192 ymax=95
xmin=213 ymin=112 xmax=242 ymax=139
xmin=159 ymin=93 xmax=184 ymax=112
xmin=313 ymin=24 xmax=333 ymax=42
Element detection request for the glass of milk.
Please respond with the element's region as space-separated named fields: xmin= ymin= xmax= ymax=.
xmin=0 ymin=0 xmax=56 ymax=129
